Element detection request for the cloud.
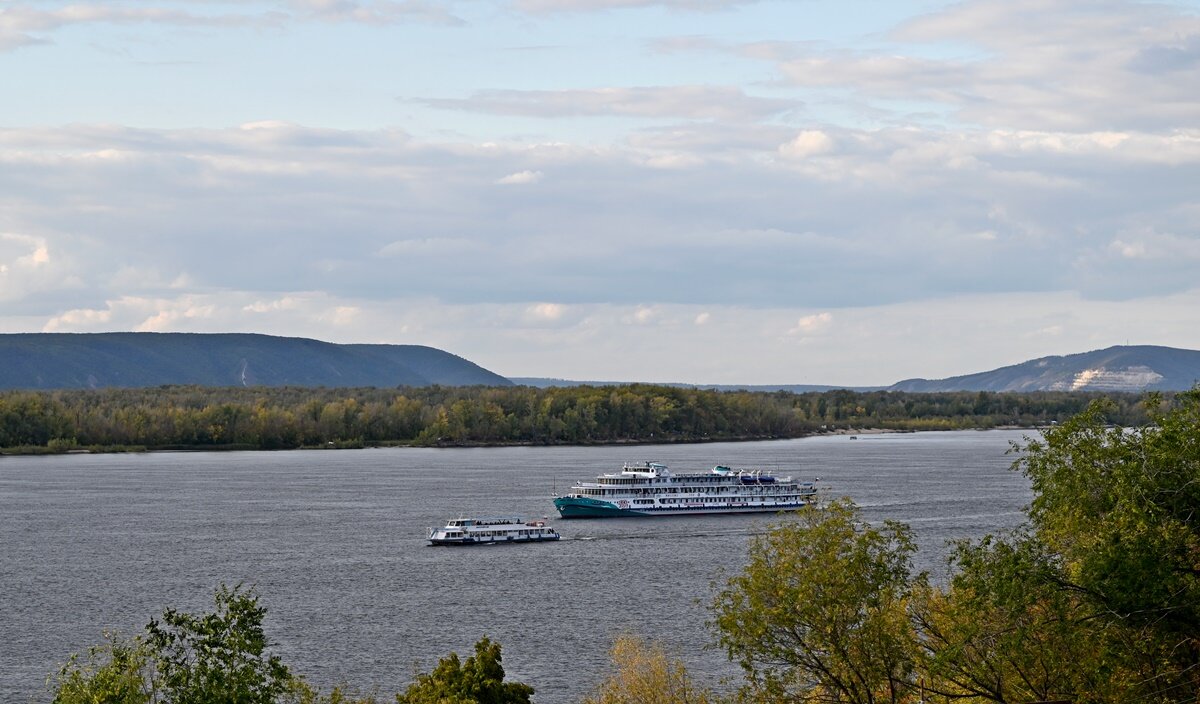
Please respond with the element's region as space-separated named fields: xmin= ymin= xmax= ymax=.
xmin=789 ymin=312 xmax=833 ymax=336
xmin=378 ymin=237 xmax=474 ymax=256
xmin=2 ymin=119 xmax=1199 ymax=322
xmin=418 ymin=86 xmax=795 ymax=123
xmin=779 ymin=130 xmax=835 ymax=159
xmin=763 ymin=0 xmax=1200 ymax=132
xmin=631 ymin=306 xmax=657 ymax=324
xmin=288 ymin=0 xmax=463 ymax=25
xmin=0 ymin=232 xmax=72 ymax=302
xmin=528 ymin=302 xmax=567 ymax=320
xmin=0 ymin=3 xmax=285 ymax=52
xmin=512 ymin=0 xmax=760 ymax=13
xmin=497 ymin=170 xmax=544 ymax=185
xmin=0 ymin=0 xmax=457 ymax=52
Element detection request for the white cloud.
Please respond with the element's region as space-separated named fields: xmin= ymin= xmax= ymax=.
xmin=513 ymin=0 xmax=760 ymax=13
xmin=497 ymin=170 xmax=544 ymax=185
xmin=789 ymin=312 xmax=833 ymax=336
xmin=288 ymin=0 xmax=462 ymax=25
xmin=420 ymin=86 xmax=794 ymax=123
xmin=528 ymin=302 xmax=567 ymax=320
xmin=694 ymin=312 xmax=710 ymax=325
xmin=0 ymin=1 xmax=459 ymax=52
xmin=0 ymin=232 xmax=71 ymax=302
xmin=779 ymin=130 xmax=834 ymax=159
xmin=631 ymin=306 xmax=657 ymax=324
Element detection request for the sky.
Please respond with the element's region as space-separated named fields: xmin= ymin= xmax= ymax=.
xmin=2 ymin=0 xmax=1200 ymax=385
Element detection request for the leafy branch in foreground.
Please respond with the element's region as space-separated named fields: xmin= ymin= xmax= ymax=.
xmin=582 ymin=634 xmax=721 ymax=704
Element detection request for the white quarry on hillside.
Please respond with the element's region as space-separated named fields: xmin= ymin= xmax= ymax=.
xmin=1050 ymin=366 xmax=1165 ymax=392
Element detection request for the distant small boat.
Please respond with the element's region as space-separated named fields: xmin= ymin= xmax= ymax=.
xmin=849 ymin=435 xmax=858 ymax=440
xmin=428 ymin=517 xmax=560 ymax=546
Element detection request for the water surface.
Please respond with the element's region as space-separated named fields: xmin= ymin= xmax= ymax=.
xmin=0 ymin=430 xmax=1035 ymax=703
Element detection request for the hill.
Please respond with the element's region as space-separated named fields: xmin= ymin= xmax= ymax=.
xmin=890 ymin=345 xmax=1200 ymax=393
xmin=0 ymin=333 xmax=511 ymax=390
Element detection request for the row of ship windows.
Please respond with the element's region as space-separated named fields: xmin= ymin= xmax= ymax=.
xmin=583 ymin=488 xmax=795 ymax=496
xmin=446 ymin=530 xmax=550 ymax=537
xmin=645 ymin=497 xmax=800 ymax=504
xmin=602 ymin=476 xmax=745 ymax=485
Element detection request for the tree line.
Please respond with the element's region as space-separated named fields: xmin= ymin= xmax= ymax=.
xmin=0 ymin=384 xmax=1152 ymax=452
xmin=50 ymin=390 xmax=1200 ymax=702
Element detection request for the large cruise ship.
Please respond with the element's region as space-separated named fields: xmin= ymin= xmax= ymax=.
xmin=553 ymin=461 xmax=818 ymax=518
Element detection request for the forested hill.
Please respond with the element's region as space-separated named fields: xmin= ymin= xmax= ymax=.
xmin=0 ymin=333 xmax=511 ymax=389
xmin=890 ymin=345 xmax=1200 ymax=392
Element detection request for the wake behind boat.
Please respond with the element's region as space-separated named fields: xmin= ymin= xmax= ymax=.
xmin=554 ymin=461 xmax=818 ymax=518
xmin=428 ymin=517 xmax=561 ymax=545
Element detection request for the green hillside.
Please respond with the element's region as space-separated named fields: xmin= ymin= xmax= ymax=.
xmin=0 ymin=333 xmax=510 ymax=389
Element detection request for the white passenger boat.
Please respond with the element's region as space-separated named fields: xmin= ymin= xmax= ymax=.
xmin=554 ymin=462 xmax=818 ymax=518
xmin=428 ymin=517 xmax=561 ymax=546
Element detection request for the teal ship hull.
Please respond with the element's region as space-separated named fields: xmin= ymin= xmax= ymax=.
xmin=554 ymin=496 xmax=648 ymax=518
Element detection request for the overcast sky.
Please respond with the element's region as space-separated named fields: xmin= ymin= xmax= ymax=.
xmin=3 ymin=0 xmax=1199 ymax=385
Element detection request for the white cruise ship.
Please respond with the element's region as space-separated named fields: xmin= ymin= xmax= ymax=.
xmin=553 ymin=461 xmax=818 ymax=518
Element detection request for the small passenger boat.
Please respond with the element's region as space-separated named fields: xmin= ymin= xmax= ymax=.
xmin=428 ymin=517 xmax=560 ymax=546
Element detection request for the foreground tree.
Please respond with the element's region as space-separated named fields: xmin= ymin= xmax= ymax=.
xmin=712 ymin=499 xmax=921 ymax=704
xmin=395 ymin=637 xmax=534 ymax=704
xmin=582 ymin=634 xmax=720 ymax=704
xmin=1010 ymin=389 xmax=1200 ymax=702
xmin=51 ymin=632 xmax=154 ymax=704
xmin=144 ymin=584 xmax=294 ymax=704
xmin=51 ymin=585 xmax=309 ymax=704
xmin=51 ymin=589 xmax=527 ymax=704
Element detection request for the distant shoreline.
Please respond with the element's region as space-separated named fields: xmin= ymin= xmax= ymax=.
xmin=0 ymin=425 xmax=1055 ymax=457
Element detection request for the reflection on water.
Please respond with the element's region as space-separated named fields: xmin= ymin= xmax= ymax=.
xmin=0 ymin=430 xmax=1034 ymax=703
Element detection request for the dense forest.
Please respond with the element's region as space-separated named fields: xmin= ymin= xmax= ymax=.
xmin=0 ymin=384 xmax=1153 ymax=452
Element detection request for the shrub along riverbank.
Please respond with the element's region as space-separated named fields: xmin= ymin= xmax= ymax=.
xmin=1 ymin=384 xmax=1152 ymax=454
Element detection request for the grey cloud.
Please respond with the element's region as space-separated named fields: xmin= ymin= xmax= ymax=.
xmin=771 ymin=0 xmax=1200 ymax=132
xmin=1128 ymin=36 xmax=1200 ymax=73
xmin=2 ymin=122 xmax=1198 ymax=318
xmin=417 ymin=86 xmax=797 ymax=123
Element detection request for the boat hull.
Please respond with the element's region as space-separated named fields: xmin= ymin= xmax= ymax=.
xmin=429 ymin=534 xmax=560 ymax=546
xmin=554 ymin=496 xmax=648 ymax=518
xmin=553 ymin=495 xmax=814 ymax=518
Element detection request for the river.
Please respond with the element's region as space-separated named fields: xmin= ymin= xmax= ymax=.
xmin=0 ymin=429 xmax=1036 ymax=703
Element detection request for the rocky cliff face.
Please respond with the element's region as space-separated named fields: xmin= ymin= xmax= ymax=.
xmin=1048 ymin=365 xmax=1165 ymax=392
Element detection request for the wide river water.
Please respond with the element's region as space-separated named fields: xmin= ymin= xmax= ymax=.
xmin=1 ymin=430 xmax=1036 ymax=703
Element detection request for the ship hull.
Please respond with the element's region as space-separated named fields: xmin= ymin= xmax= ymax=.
xmin=553 ymin=495 xmax=813 ymax=519
xmin=554 ymin=496 xmax=649 ymax=518
xmin=430 ymin=535 xmax=560 ymax=546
